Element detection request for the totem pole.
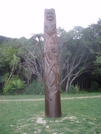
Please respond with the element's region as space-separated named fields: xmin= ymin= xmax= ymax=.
xmin=44 ymin=9 xmax=61 ymax=118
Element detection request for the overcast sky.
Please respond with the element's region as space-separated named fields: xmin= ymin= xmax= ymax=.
xmin=0 ymin=0 xmax=101 ymax=38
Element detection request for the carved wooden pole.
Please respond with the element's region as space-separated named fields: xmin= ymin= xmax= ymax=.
xmin=44 ymin=8 xmax=61 ymax=118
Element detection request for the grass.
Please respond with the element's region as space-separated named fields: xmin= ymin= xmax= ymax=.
xmin=0 ymin=94 xmax=44 ymax=100
xmin=0 ymin=92 xmax=101 ymax=100
xmin=0 ymin=93 xmax=101 ymax=134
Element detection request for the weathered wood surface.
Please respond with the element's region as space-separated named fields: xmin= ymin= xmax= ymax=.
xmin=44 ymin=9 xmax=61 ymax=118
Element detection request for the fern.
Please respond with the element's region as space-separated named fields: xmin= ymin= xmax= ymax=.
xmin=3 ymin=75 xmax=26 ymax=94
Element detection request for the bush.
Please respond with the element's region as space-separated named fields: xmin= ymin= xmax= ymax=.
xmin=3 ymin=76 xmax=26 ymax=94
xmin=25 ymin=80 xmax=45 ymax=95
xmin=90 ymin=81 xmax=99 ymax=92
xmin=69 ymin=85 xmax=79 ymax=93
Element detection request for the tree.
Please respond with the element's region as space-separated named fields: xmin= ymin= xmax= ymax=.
xmin=57 ymin=26 xmax=97 ymax=92
xmin=19 ymin=34 xmax=44 ymax=85
xmin=0 ymin=40 xmax=26 ymax=94
xmin=0 ymin=42 xmax=21 ymax=83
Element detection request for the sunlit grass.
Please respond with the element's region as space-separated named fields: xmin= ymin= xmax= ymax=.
xmin=0 ymin=93 xmax=101 ymax=134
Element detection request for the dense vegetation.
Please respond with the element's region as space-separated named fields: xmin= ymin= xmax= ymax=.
xmin=0 ymin=19 xmax=101 ymax=94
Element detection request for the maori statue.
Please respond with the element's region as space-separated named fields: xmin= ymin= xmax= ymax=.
xmin=44 ymin=8 xmax=61 ymax=118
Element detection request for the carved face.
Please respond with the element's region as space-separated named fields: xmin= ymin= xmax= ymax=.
xmin=46 ymin=10 xmax=54 ymax=21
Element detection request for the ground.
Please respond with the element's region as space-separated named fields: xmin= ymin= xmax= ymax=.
xmin=0 ymin=93 xmax=101 ymax=134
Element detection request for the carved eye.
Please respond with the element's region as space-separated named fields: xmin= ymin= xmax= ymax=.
xmin=47 ymin=13 xmax=50 ymax=16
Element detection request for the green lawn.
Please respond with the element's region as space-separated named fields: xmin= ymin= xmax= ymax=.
xmin=0 ymin=92 xmax=101 ymax=100
xmin=0 ymin=93 xmax=101 ymax=134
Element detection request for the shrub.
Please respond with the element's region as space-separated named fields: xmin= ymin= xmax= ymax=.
xmin=90 ymin=81 xmax=99 ymax=92
xmin=69 ymin=85 xmax=79 ymax=93
xmin=3 ymin=76 xmax=26 ymax=94
xmin=25 ymin=80 xmax=45 ymax=95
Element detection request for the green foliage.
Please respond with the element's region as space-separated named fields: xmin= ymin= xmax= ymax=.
xmin=93 ymin=56 xmax=101 ymax=78
xmin=90 ymin=81 xmax=99 ymax=92
xmin=2 ymin=73 xmax=9 ymax=83
xmin=0 ymin=43 xmax=21 ymax=76
xmin=69 ymin=85 xmax=79 ymax=93
xmin=25 ymin=80 xmax=45 ymax=95
xmin=3 ymin=76 xmax=26 ymax=94
xmin=92 ymin=69 xmax=101 ymax=79
xmin=94 ymin=56 xmax=101 ymax=65
xmin=1 ymin=19 xmax=101 ymax=94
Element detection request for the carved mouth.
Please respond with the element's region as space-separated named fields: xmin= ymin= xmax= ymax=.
xmin=47 ymin=16 xmax=54 ymax=21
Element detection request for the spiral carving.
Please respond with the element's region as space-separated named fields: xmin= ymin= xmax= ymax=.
xmin=44 ymin=9 xmax=61 ymax=118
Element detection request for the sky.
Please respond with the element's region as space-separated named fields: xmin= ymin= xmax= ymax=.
xmin=0 ymin=0 xmax=101 ymax=38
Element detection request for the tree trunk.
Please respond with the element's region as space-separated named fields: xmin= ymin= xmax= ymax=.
xmin=65 ymin=75 xmax=71 ymax=92
xmin=6 ymin=66 xmax=14 ymax=84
